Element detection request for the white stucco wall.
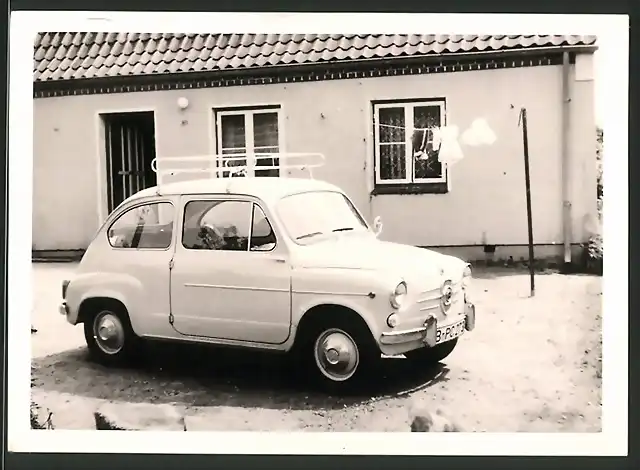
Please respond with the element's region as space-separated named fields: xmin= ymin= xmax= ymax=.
xmin=32 ymin=56 xmax=597 ymax=253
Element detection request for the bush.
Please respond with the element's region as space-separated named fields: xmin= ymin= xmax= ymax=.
xmin=31 ymin=363 xmax=54 ymax=430
xmin=586 ymin=232 xmax=603 ymax=273
xmin=30 ymin=401 xmax=53 ymax=429
xmin=30 ymin=402 xmax=42 ymax=429
xmin=581 ymin=127 xmax=604 ymax=275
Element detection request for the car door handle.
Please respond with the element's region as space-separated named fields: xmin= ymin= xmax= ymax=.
xmin=273 ymin=258 xmax=286 ymax=263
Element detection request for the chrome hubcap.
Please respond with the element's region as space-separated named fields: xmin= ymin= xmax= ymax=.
xmin=93 ymin=311 xmax=125 ymax=355
xmin=314 ymin=328 xmax=359 ymax=382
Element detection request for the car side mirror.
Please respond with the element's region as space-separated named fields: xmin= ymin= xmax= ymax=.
xmin=373 ymin=216 xmax=383 ymax=237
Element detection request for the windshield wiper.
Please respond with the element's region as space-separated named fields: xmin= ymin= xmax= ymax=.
xmin=296 ymin=231 xmax=323 ymax=240
xmin=332 ymin=227 xmax=355 ymax=232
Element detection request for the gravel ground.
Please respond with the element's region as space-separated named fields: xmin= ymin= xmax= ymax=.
xmin=31 ymin=262 xmax=602 ymax=432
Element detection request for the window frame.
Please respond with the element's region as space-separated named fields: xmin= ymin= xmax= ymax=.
xmin=106 ymin=200 xmax=175 ymax=251
xmin=248 ymin=202 xmax=278 ymax=253
xmin=180 ymin=197 xmax=278 ymax=253
xmin=372 ymin=98 xmax=449 ymax=195
xmin=213 ymin=105 xmax=285 ymax=178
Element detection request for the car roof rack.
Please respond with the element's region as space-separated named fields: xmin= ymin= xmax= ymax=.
xmin=151 ymin=152 xmax=326 ymax=192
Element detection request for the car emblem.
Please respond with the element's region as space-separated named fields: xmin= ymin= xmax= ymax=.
xmin=440 ymin=280 xmax=453 ymax=313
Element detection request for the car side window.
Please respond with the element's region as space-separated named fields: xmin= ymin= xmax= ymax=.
xmin=182 ymin=200 xmax=252 ymax=251
xmin=250 ymin=204 xmax=277 ymax=252
xmin=108 ymin=202 xmax=174 ymax=249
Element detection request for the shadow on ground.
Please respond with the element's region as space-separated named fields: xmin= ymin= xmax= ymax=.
xmin=32 ymin=342 xmax=450 ymax=411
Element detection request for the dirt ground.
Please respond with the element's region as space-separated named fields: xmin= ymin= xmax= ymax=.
xmin=30 ymin=262 xmax=602 ymax=432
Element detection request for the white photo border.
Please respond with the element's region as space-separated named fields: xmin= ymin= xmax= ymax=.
xmin=9 ymin=11 xmax=628 ymax=456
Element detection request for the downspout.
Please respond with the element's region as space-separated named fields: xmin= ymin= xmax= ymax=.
xmin=561 ymin=51 xmax=573 ymax=264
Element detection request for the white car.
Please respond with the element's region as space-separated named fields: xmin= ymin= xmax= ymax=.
xmin=59 ymin=155 xmax=476 ymax=392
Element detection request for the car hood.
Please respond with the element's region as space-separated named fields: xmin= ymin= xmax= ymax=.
xmin=294 ymin=234 xmax=466 ymax=281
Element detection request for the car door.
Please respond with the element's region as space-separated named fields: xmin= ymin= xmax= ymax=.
xmin=169 ymin=195 xmax=292 ymax=344
xmin=101 ymin=198 xmax=176 ymax=336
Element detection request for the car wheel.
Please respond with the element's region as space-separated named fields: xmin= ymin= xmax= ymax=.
xmin=297 ymin=318 xmax=380 ymax=394
xmin=83 ymin=307 xmax=140 ymax=365
xmin=404 ymin=338 xmax=459 ymax=365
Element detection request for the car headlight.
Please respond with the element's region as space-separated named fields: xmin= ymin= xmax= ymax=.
xmin=390 ymin=281 xmax=407 ymax=309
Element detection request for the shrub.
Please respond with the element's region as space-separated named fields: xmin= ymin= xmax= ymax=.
xmin=30 ymin=401 xmax=53 ymax=429
xmin=581 ymin=128 xmax=604 ymax=275
xmin=586 ymin=232 xmax=603 ymax=272
xmin=31 ymin=363 xmax=54 ymax=430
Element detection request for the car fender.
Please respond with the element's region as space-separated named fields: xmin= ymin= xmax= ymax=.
xmin=292 ymin=294 xmax=387 ymax=343
xmin=66 ymin=272 xmax=145 ymax=334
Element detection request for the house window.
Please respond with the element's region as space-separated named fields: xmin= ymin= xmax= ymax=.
xmin=215 ymin=106 xmax=282 ymax=178
xmin=372 ymin=99 xmax=448 ymax=194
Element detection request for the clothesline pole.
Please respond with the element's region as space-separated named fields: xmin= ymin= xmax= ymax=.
xmin=520 ymin=107 xmax=535 ymax=297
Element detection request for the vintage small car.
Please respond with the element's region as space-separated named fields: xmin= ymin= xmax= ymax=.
xmin=59 ymin=155 xmax=476 ymax=391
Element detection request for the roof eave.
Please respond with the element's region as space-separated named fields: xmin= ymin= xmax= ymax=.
xmin=33 ymin=44 xmax=597 ymax=89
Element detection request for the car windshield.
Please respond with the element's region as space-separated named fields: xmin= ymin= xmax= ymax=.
xmin=277 ymin=190 xmax=370 ymax=244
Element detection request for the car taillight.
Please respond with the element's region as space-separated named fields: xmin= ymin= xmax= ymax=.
xmin=62 ymin=280 xmax=70 ymax=299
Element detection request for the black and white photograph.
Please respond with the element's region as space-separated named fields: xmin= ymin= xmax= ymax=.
xmin=6 ymin=10 xmax=628 ymax=456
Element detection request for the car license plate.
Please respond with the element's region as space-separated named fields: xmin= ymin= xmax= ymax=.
xmin=435 ymin=319 xmax=465 ymax=344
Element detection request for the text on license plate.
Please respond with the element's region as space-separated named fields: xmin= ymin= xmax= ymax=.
xmin=436 ymin=319 xmax=465 ymax=344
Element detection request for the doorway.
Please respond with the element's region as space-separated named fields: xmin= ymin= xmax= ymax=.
xmin=101 ymin=111 xmax=157 ymax=214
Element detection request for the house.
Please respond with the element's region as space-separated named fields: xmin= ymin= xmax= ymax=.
xmin=32 ymin=33 xmax=598 ymax=263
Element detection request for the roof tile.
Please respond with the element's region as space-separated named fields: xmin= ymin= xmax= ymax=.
xmin=133 ymin=40 xmax=145 ymax=55
xmin=138 ymin=51 xmax=152 ymax=65
xmin=34 ymin=46 xmax=45 ymax=61
xmin=155 ymin=61 xmax=170 ymax=74
xmin=39 ymin=68 xmax=53 ymax=80
xmin=81 ymin=55 xmax=95 ymax=69
xmin=106 ymin=64 xmax=121 ymax=76
xmin=72 ymin=67 xmax=86 ymax=79
xmin=116 ymin=52 xmax=130 ymax=66
xmin=76 ymin=43 xmax=89 ymax=59
xmin=168 ymin=59 xmax=182 ymax=73
xmin=50 ymin=33 xmax=61 ymax=47
xmin=151 ymin=50 xmax=165 ymax=64
xmin=144 ymin=38 xmax=158 ymax=54
xmin=50 ymin=67 xmax=63 ymax=80
xmin=33 ymin=33 xmax=598 ymax=83
xmin=83 ymin=66 xmax=97 ymax=79
xmin=122 ymin=40 xmax=134 ymax=56
xmin=191 ymin=58 xmax=206 ymax=72
xmin=92 ymin=54 xmax=106 ymax=69
xmin=88 ymin=43 xmax=100 ymax=58
xmin=102 ymin=53 xmax=117 ymax=68
xmin=59 ymin=57 xmax=72 ymax=71
xmin=143 ymin=61 xmax=157 ymax=74
xmin=192 ymin=35 xmax=205 ymax=51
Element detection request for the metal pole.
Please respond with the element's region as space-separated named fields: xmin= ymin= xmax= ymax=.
xmin=520 ymin=107 xmax=535 ymax=296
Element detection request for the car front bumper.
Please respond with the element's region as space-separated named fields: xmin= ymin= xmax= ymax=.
xmin=380 ymin=301 xmax=476 ymax=347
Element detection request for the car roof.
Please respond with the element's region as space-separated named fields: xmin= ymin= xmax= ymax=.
xmin=122 ymin=177 xmax=344 ymax=206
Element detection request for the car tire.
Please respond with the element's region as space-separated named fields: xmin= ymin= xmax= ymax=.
xmin=295 ymin=315 xmax=381 ymax=394
xmin=83 ymin=305 xmax=141 ymax=365
xmin=404 ymin=338 xmax=459 ymax=365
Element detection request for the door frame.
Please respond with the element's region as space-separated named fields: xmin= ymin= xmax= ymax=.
xmin=95 ymin=107 xmax=158 ymax=225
